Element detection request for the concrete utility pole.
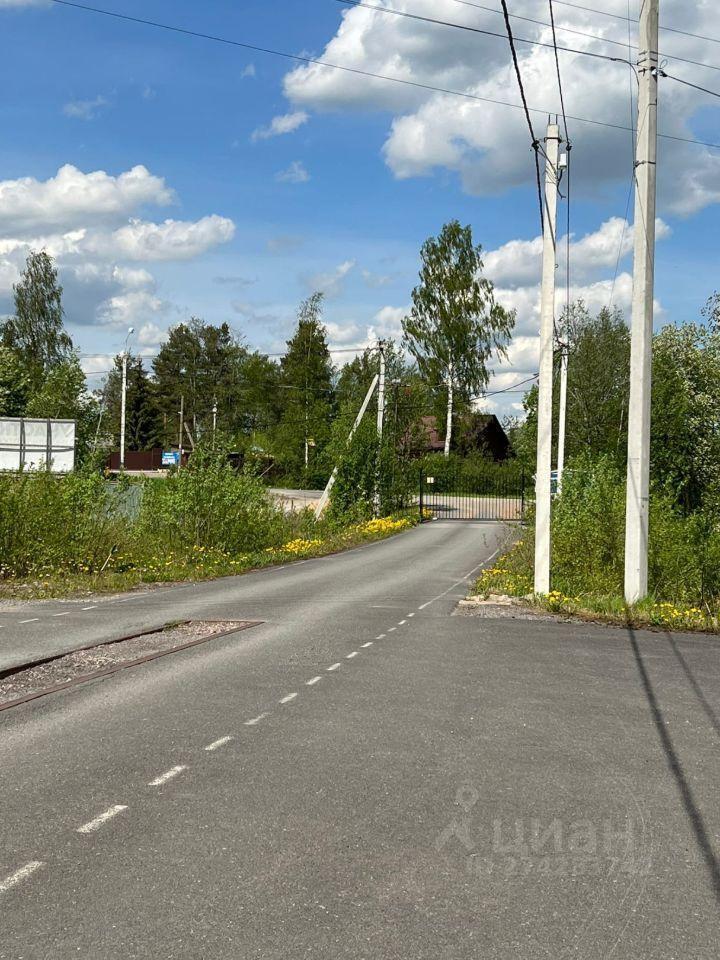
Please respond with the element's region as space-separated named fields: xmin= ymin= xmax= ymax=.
xmin=556 ymin=339 xmax=568 ymax=492
xmin=624 ymin=0 xmax=660 ymax=604
xmin=374 ymin=341 xmax=386 ymax=516
xmin=534 ymin=121 xmax=562 ymax=595
xmin=119 ymin=326 xmax=133 ymax=471
xmin=178 ymin=394 xmax=184 ymax=465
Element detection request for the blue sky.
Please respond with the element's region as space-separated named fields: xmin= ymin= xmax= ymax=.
xmin=0 ymin=0 xmax=718 ymax=417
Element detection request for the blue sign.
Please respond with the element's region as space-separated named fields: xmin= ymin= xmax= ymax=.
xmin=161 ymin=451 xmax=180 ymax=467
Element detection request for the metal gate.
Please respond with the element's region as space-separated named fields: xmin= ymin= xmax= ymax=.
xmin=419 ymin=466 xmax=526 ymax=521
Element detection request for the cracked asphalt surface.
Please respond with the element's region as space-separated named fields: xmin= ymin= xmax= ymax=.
xmin=0 ymin=520 xmax=718 ymax=958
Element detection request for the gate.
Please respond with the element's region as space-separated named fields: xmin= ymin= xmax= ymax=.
xmin=419 ymin=465 xmax=527 ymax=521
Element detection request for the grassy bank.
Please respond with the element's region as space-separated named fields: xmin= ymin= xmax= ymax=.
xmin=0 ymin=455 xmax=416 ymax=600
xmin=472 ymin=457 xmax=720 ymax=634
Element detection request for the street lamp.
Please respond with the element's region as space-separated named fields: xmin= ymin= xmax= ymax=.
xmin=212 ymin=398 xmax=218 ymax=448
xmin=119 ymin=326 xmax=134 ymax=471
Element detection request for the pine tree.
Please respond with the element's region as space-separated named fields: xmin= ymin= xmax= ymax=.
xmin=273 ymin=293 xmax=335 ymax=484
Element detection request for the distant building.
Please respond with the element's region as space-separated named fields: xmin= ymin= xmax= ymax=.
xmin=419 ymin=413 xmax=512 ymax=462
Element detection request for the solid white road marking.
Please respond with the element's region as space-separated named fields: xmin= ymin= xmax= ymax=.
xmin=244 ymin=712 xmax=268 ymax=726
xmin=280 ymin=693 xmax=298 ymax=704
xmin=346 ymin=651 xmax=358 ymax=659
xmin=361 ymin=641 xmax=373 ymax=648
xmin=77 ymin=805 xmax=128 ymax=834
xmin=327 ymin=663 xmax=341 ymax=671
xmin=205 ymin=736 xmax=233 ymax=752
xmin=306 ymin=676 xmax=322 ymax=686
xmin=19 ymin=618 xmax=40 ymax=624
xmin=81 ymin=605 xmax=97 ymax=611
xmin=417 ymin=548 xmax=503 ymax=612
xmin=148 ymin=765 xmax=187 ymax=787
xmin=0 ymin=861 xmax=45 ymax=894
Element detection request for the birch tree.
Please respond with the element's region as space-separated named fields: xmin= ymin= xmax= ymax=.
xmin=402 ymin=220 xmax=514 ymax=456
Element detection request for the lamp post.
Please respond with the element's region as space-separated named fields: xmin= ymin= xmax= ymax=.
xmin=119 ymin=326 xmax=134 ymax=471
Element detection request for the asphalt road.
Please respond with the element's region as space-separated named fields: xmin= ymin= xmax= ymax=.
xmin=0 ymin=521 xmax=718 ymax=958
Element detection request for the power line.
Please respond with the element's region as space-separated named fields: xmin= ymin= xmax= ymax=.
xmin=548 ymin=0 xmax=571 ymax=335
xmin=551 ymin=0 xmax=720 ymax=47
xmin=445 ymin=0 xmax=720 ymax=75
xmin=335 ymin=0 xmax=632 ymax=68
xmin=47 ymin=0 xmax=720 ymax=151
xmin=497 ymin=0 xmax=545 ymax=233
xmin=663 ymin=72 xmax=720 ymax=101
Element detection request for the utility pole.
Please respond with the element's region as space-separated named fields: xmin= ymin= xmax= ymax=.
xmin=212 ymin=398 xmax=218 ymax=448
xmin=374 ymin=340 xmax=386 ymax=516
xmin=534 ymin=121 xmax=562 ymax=595
xmin=556 ymin=338 xmax=568 ymax=492
xmin=119 ymin=351 xmax=128 ymax=471
xmin=119 ymin=326 xmax=133 ymax=471
xmin=624 ymin=0 xmax=659 ymax=604
xmin=178 ymin=394 xmax=184 ymax=466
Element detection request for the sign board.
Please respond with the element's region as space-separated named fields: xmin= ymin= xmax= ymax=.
xmin=161 ymin=450 xmax=180 ymax=467
xmin=426 ymin=476 xmax=435 ymax=484
xmin=0 ymin=418 xmax=75 ymax=473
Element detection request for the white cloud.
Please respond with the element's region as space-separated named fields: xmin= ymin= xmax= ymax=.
xmin=307 ymin=259 xmax=355 ymax=298
xmin=241 ymin=64 xmax=256 ymax=79
xmin=97 ymin=289 xmax=167 ymax=329
xmin=276 ymin=160 xmax=310 ymax=183
xmin=63 ymin=95 xmax=108 ymax=121
xmin=96 ymin=215 xmax=235 ymax=261
xmin=251 ymin=110 xmax=308 ymax=142
xmin=0 ymin=164 xmax=174 ymax=235
xmin=282 ymin=0 xmax=720 ymax=216
xmin=362 ymin=268 xmax=394 ymax=288
xmin=137 ymin=321 xmax=166 ymax=347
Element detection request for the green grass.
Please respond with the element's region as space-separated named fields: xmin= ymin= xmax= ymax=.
xmin=0 ymin=515 xmax=416 ymax=601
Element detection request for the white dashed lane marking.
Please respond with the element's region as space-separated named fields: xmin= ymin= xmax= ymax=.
xmin=244 ymin=712 xmax=269 ymax=726
xmin=388 ymin=627 xmax=396 ymax=633
xmin=398 ymin=620 xmax=407 ymax=626
xmin=82 ymin=606 xmax=97 ymax=611
xmin=0 ymin=861 xmax=45 ymax=894
xmin=327 ymin=663 xmax=341 ymax=672
xmin=376 ymin=634 xmax=386 ymax=640
xmin=361 ymin=641 xmax=373 ymax=648
xmin=77 ymin=805 xmax=128 ymax=834
xmin=205 ymin=736 xmax=233 ymax=752
xmin=346 ymin=651 xmax=358 ymax=659
xmin=279 ymin=693 xmax=298 ymax=704
xmin=306 ymin=676 xmax=322 ymax=686
xmin=148 ymin=765 xmax=187 ymax=787
xmin=19 ymin=619 xmax=40 ymax=624
xmin=52 ymin=612 xmax=70 ymax=617
xmin=407 ymin=612 xmax=415 ymax=618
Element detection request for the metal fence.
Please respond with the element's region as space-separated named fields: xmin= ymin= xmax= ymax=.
xmin=419 ymin=467 xmax=527 ymax=521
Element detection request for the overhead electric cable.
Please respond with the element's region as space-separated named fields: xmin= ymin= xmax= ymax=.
xmin=445 ymin=0 xmax=720 ymax=74
xmin=662 ymin=72 xmax=720 ymax=100
xmin=551 ymin=0 xmax=720 ymax=47
xmin=548 ymin=0 xmax=571 ymax=336
xmin=496 ymin=0 xmax=545 ymax=233
xmin=335 ymin=0 xmax=632 ymax=68
xmin=47 ymin=0 xmax=720 ymax=151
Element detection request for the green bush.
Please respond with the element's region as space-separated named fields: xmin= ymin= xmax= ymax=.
xmin=138 ymin=446 xmax=285 ymax=556
xmin=0 ymin=469 xmax=130 ymax=577
xmin=529 ymin=454 xmax=720 ymax=606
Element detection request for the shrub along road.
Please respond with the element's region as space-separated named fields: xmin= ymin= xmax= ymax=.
xmin=0 ymin=520 xmax=718 ymax=958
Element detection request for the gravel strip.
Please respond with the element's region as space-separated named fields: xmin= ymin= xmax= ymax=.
xmin=0 ymin=621 xmax=249 ymax=705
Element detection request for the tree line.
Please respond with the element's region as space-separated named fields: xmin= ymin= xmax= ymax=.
xmin=0 ymin=222 xmax=516 ymax=486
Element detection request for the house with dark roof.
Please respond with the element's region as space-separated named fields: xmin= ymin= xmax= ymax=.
xmin=419 ymin=413 xmax=512 ymax=462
